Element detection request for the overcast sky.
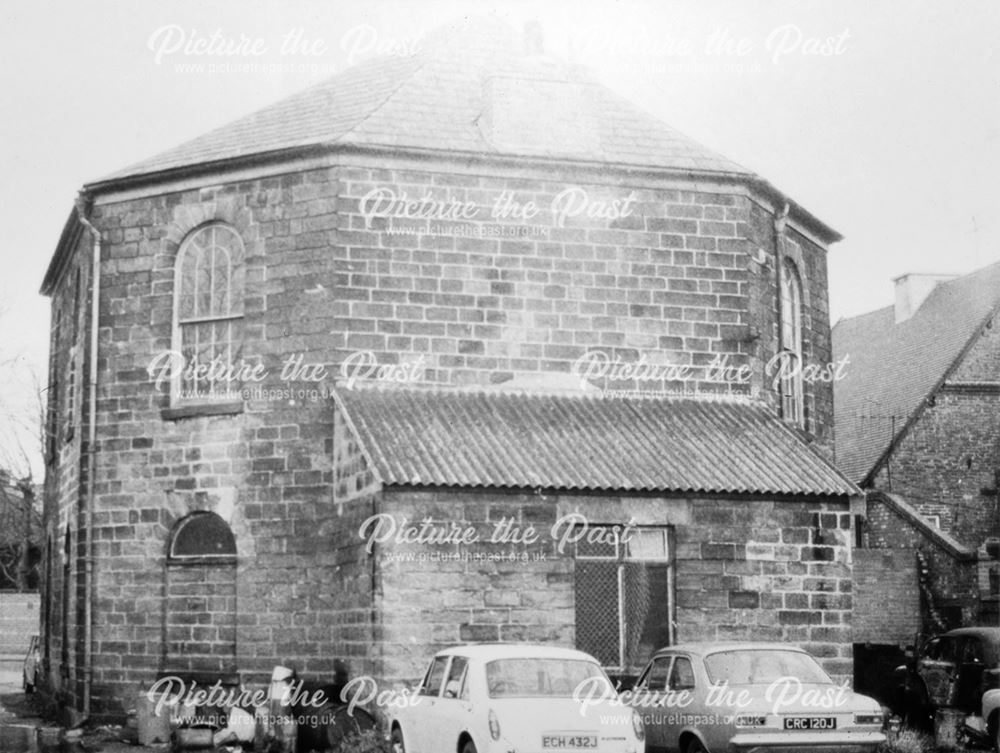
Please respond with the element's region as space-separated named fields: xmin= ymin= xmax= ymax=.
xmin=1 ymin=0 xmax=998 ymax=477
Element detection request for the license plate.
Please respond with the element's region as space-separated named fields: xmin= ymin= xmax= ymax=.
xmin=541 ymin=733 xmax=599 ymax=749
xmin=783 ymin=717 xmax=837 ymax=730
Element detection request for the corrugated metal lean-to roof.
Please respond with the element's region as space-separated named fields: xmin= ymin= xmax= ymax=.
xmin=335 ymin=387 xmax=859 ymax=497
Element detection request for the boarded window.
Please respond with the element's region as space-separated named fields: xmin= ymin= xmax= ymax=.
xmin=574 ymin=527 xmax=673 ymax=672
xmin=165 ymin=512 xmax=237 ymax=675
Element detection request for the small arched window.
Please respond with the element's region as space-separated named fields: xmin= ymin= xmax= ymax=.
xmin=173 ymin=223 xmax=245 ymax=404
xmin=168 ymin=511 xmax=236 ymax=561
xmin=779 ymin=258 xmax=804 ymax=427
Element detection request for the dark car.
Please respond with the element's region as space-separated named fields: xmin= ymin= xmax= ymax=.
xmin=896 ymin=628 xmax=1000 ymax=727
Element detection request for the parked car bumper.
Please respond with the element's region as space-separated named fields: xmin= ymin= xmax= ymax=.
xmin=729 ymin=730 xmax=886 ymax=753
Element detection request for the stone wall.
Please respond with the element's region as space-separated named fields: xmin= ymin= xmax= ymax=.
xmin=42 ymin=154 xmax=840 ymax=715
xmin=376 ymin=489 xmax=854 ymax=686
xmin=42 ymin=225 xmax=91 ymax=707
xmin=0 ymin=591 xmax=40 ymax=666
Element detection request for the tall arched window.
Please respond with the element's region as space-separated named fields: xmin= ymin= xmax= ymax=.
xmin=173 ymin=224 xmax=245 ymax=403
xmin=779 ymin=259 xmax=804 ymax=426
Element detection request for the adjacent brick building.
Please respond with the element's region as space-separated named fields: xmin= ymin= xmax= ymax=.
xmin=41 ymin=17 xmax=858 ymax=720
xmin=834 ymin=266 xmax=1000 ymax=664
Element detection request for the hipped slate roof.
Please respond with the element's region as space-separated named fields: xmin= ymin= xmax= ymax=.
xmin=833 ymin=262 xmax=1000 ymax=484
xmin=45 ymin=16 xmax=842 ymax=295
xmin=335 ymin=387 xmax=859 ymax=496
xmin=92 ymin=16 xmax=751 ymax=187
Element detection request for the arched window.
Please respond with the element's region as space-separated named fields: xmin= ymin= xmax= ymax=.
xmin=173 ymin=224 xmax=245 ymax=403
xmin=779 ymin=259 xmax=804 ymax=426
xmin=165 ymin=512 xmax=237 ymax=674
xmin=168 ymin=511 xmax=236 ymax=561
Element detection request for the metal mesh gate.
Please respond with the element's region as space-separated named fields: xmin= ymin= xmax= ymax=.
xmin=623 ymin=562 xmax=671 ymax=669
xmin=574 ymin=560 xmax=620 ymax=667
xmin=574 ymin=528 xmax=673 ymax=671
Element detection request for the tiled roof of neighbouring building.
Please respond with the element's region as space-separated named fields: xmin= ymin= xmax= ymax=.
xmin=335 ymin=387 xmax=859 ymax=496
xmin=92 ymin=15 xmax=753 ymax=186
xmin=832 ymin=261 xmax=1000 ymax=484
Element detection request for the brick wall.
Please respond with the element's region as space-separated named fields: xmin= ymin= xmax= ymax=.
xmin=852 ymin=550 xmax=919 ymax=644
xmin=376 ymin=490 xmax=854 ymax=686
xmin=870 ymin=321 xmax=1000 ymax=546
xmin=863 ymin=494 xmax=978 ymax=629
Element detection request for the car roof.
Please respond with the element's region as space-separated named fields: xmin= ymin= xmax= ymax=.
xmin=940 ymin=628 xmax=1000 ymax=641
xmin=433 ymin=643 xmax=601 ymax=662
xmin=651 ymin=642 xmax=811 ymax=657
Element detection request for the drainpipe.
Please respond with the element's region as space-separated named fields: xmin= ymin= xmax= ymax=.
xmin=74 ymin=194 xmax=101 ymax=720
xmin=773 ymin=203 xmax=790 ymax=417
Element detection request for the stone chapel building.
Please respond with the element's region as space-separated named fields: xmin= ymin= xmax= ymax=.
xmin=41 ymin=18 xmax=858 ymax=718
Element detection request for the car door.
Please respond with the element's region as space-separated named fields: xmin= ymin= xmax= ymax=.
xmin=411 ymin=655 xmax=449 ymax=752
xmin=919 ymin=636 xmax=959 ymax=708
xmin=429 ymin=655 xmax=471 ymax=750
xmin=666 ymin=656 xmax=702 ymax=753
xmin=954 ymin=637 xmax=986 ymax=712
xmin=633 ymin=654 xmax=674 ymax=752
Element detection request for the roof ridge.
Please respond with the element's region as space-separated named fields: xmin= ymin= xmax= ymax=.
xmin=840 ymin=258 xmax=1000 ymax=327
xmin=936 ymin=257 xmax=1000 ymax=287
xmin=334 ymin=50 xmax=436 ymax=146
xmin=833 ymin=303 xmax=893 ymax=328
xmin=598 ymin=83 xmax=752 ymax=175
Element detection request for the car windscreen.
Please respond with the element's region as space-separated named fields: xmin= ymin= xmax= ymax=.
xmin=485 ymin=658 xmax=607 ymax=698
xmin=704 ymin=649 xmax=832 ymax=686
xmin=984 ymin=640 xmax=1000 ymax=666
xmin=966 ymin=636 xmax=1000 ymax=666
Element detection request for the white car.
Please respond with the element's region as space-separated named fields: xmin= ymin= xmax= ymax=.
xmin=982 ymin=688 xmax=1000 ymax=753
xmin=389 ymin=643 xmax=645 ymax=753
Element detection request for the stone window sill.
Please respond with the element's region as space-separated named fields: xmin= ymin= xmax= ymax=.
xmin=166 ymin=555 xmax=238 ymax=567
xmin=161 ymin=400 xmax=244 ymax=421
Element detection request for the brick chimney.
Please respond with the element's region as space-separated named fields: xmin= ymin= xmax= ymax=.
xmin=893 ymin=272 xmax=957 ymax=323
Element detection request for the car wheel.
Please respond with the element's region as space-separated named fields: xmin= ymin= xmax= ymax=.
xmin=390 ymin=726 xmax=406 ymax=753
xmin=685 ymin=736 xmax=708 ymax=753
xmin=993 ymin=715 xmax=999 ymax=753
xmin=461 ymin=740 xmax=478 ymax=753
